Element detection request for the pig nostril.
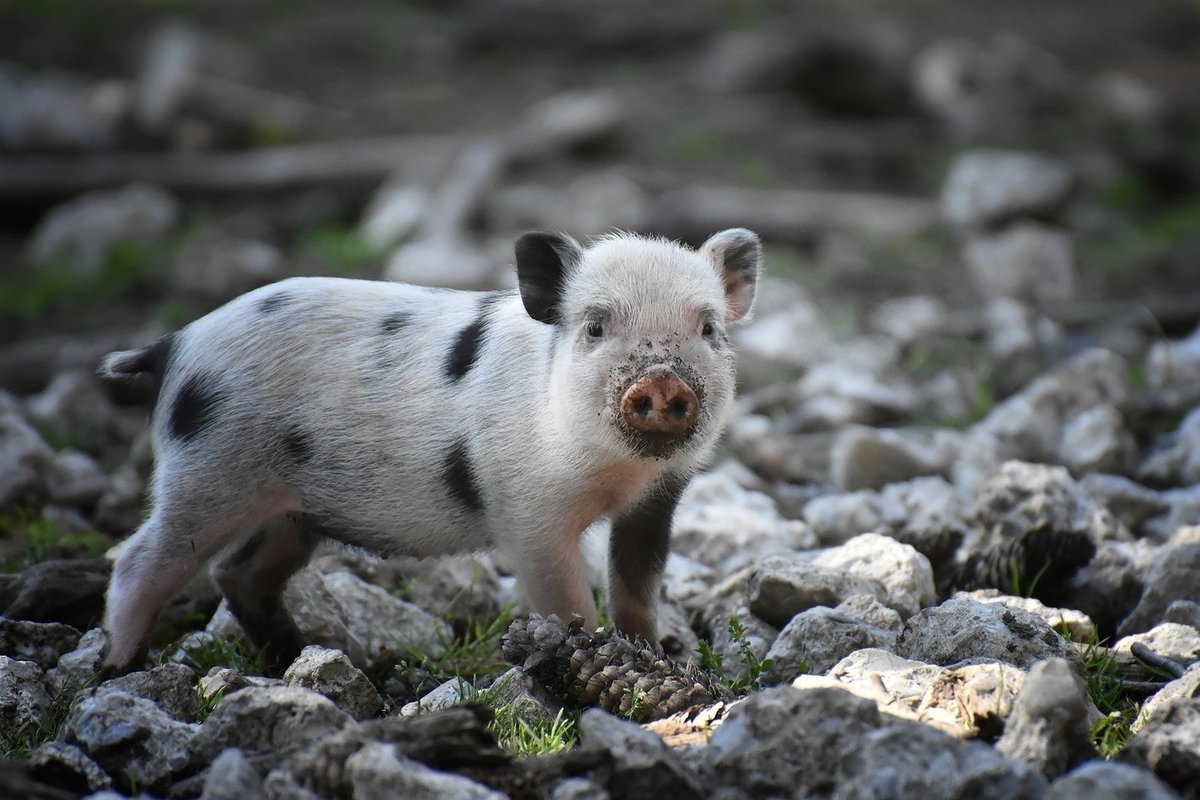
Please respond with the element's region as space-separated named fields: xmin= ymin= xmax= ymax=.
xmin=668 ymin=398 xmax=690 ymax=419
xmin=632 ymin=395 xmax=653 ymax=417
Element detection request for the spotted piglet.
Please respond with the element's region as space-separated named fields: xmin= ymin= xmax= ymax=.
xmin=97 ymin=229 xmax=762 ymax=675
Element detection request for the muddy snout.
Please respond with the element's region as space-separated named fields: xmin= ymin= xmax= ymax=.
xmin=620 ymin=367 xmax=700 ymax=437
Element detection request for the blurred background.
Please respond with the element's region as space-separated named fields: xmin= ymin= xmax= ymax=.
xmin=2 ymin=0 xmax=1199 ymax=418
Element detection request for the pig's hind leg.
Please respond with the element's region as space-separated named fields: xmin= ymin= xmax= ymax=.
xmin=101 ymin=471 xmax=301 ymax=677
xmin=211 ymin=513 xmax=322 ymax=673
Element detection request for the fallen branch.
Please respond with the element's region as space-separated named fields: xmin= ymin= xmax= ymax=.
xmin=651 ymin=185 xmax=941 ymax=241
xmin=0 ymin=135 xmax=456 ymax=197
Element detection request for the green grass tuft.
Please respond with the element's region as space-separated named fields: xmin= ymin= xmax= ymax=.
xmin=699 ymin=614 xmax=781 ymax=694
xmin=299 ymin=224 xmax=386 ymax=277
xmin=0 ymin=510 xmax=111 ymax=571
xmin=395 ymin=604 xmax=516 ymax=697
xmin=178 ymin=633 xmax=268 ymax=677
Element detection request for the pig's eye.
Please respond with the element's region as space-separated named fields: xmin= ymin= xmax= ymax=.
xmin=701 ymin=321 xmax=716 ymax=338
xmin=585 ymin=319 xmax=604 ymax=339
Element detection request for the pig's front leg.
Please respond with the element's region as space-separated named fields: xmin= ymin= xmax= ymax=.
xmin=608 ymin=472 xmax=689 ymax=643
xmin=512 ymin=522 xmax=598 ymax=630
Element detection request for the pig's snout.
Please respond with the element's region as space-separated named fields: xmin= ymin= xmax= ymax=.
xmin=620 ymin=368 xmax=700 ymax=437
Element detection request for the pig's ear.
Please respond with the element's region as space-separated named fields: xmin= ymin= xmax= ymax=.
xmin=703 ymin=228 xmax=762 ymax=324
xmin=515 ymin=231 xmax=582 ymax=325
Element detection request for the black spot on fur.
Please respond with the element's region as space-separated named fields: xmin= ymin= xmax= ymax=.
xmin=218 ymin=530 xmax=268 ymax=570
xmin=258 ymin=292 xmax=293 ymax=314
xmin=610 ymin=472 xmax=689 ymax=605
xmin=169 ymin=373 xmax=226 ymax=443
xmin=443 ymin=440 xmax=484 ymax=512
xmin=282 ymin=427 xmax=313 ymax=463
xmin=444 ymin=292 xmax=511 ymax=380
xmin=379 ymin=312 xmax=412 ymax=335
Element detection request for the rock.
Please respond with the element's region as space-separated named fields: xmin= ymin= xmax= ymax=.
xmin=940 ymin=150 xmax=1073 ymax=229
xmin=100 ymin=663 xmax=200 ymax=722
xmin=1115 ymin=624 xmax=1200 ymax=665
xmin=1146 ymin=325 xmax=1200 ymax=410
xmin=261 ymin=769 xmax=325 ymax=799
xmin=3 ymin=558 xmax=111 ymax=632
xmin=384 ymin=553 xmax=504 ymax=626
xmin=1059 ymin=405 xmax=1135 ymax=475
xmin=980 ymin=299 xmax=1053 ymax=366
xmin=199 ymin=748 xmax=265 ymax=800
xmin=550 ymin=777 xmax=611 ymax=800
xmin=656 ymin=597 xmax=700 ymax=660
xmin=964 ymin=222 xmax=1076 ymax=304
xmin=837 ymin=722 xmax=1048 ymax=798
xmin=1080 ymin=474 xmax=1170 ymax=533
xmin=190 ymin=685 xmax=352 ymax=770
xmin=0 ymin=405 xmax=56 ymax=508
xmin=1125 ymin=697 xmax=1200 ymax=796
xmin=63 ymin=689 xmax=197 ymax=793
xmin=1140 ymin=407 xmax=1200 ymax=486
xmin=802 ymin=490 xmax=899 ymax=546
xmin=747 ymin=555 xmax=889 ymax=629
xmin=1063 ymin=539 xmax=1154 ymax=637
xmin=662 ymin=556 xmax=715 ymax=606
xmin=210 ymin=569 xmax=451 ymax=669
xmin=734 ymin=299 xmax=832 ymax=373
xmin=579 ymin=708 xmax=702 ymax=797
xmin=957 ymin=461 xmax=1110 ymax=605
xmin=0 ymin=618 xmax=82 ymax=669
xmin=1145 ymin=487 xmax=1200 ymax=542
xmin=822 ymin=648 xmax=945 ymax=709
xmin=894 ymin=596 xmax=1082 ymax=673
xmin=398 ymin=676 xmax=472 ymax=718
xmin=24 ymin=371 xmax=120 ymax=451
xmin=809 ymin=648 xmax=1027 ymax=737
xmin=1137 ymin=664 xmax=1200 ymax=734
xmin=0 ymin=656 xmax=53 ymax=741
xmin=912 ymin=35 xmax=1068 ymax=134
xmin=1165 ymin=601 xmax=1200 ymax=631
xmin=46 ymin=449 xmax=108 ymax=508
xmin=27 ymin=184 xmax=180 ymax=275
xmin=282 ymin=646 xmax=382 ymax=721
xmin=91 ymin=461 xmax=147 ymax=534
xmin=1119 ymin=541 xmax=1200 ymax=637
xmin=828 ymin=426 xmax=944 ymax=491
xmin=996 ymin=658 xmax=1096 ymax=778
xmin=197 ymin=667 xmax=282 ymax=706
xmin=965 ymin=347 xmax=1130 ymax=476
xmin=344 ymin=741 xmax=505 ymax=799
xmin=169 ymin=229 xmax=284 ymax=303
xmin=836 ymin=594 xmax=903 ymax=631
xmin=0 ymin=66 xmax=125 ymax=150
xmin=764 ymin=605 xmax=896 ymax=680
xmin=961 ymin=590 xmax=1096 ymax=643
xmin=705 ymin=686 xmax=883 ymax=797
xmin=1049 ymin=760 xmax=1180 ymax=800
xmin=869 ymin=295 xmax=947 ymax=345
xmin=27 ymin=741 xmax=113 ymax=794
xmin=672 ymin=473 xmax=816 ymax=571
xmin=813 ymin=532 xmax=936 ymax=619
xmin=45 ymin=628 xmax=107 ymax=697
xmin=797 ymin=360 xmax=919 ymax=420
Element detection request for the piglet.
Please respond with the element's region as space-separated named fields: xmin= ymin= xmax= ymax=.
xmin=97 ymin=229 xmax=762 ymax=675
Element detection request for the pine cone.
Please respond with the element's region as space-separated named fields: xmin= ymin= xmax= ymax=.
xmin=501 ymin=615 xmax=732 ymax=722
